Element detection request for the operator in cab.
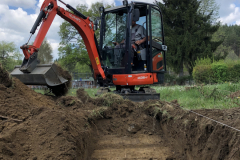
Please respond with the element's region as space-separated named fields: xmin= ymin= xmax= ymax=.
xmin=113 ymin=9 xmax=146 ymax=65
xmin=114 ymin=20 xmax=146 ymax=47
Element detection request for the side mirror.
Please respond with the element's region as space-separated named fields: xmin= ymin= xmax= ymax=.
xmin=152 ymin=40 xmax=167 ymax=51
xmin=132 ymin=9 xmax=140 ymax=22
xmin=99 ymin=6 xmax=104 ymax=13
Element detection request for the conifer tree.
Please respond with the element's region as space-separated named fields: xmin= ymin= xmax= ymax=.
xmin=38 ymin=38 xmax=53 ymax=64
xmin=157 ymin=0 xmax=222 ymax=75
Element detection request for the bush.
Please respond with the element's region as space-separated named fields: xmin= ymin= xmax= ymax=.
xmin=195 ymin=57 xmax=212 ymax=66
xmin=211 ymin=61 xmax=228 ymax=83
xmin=193 ymin=65 xmax=213 ymax=84
xmin=193 ymin=60 xmax=240 ymax=84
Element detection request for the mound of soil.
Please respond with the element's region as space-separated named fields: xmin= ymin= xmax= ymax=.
xmin=0 ymin=65 xmax=93 ymax=159
xmin=1 ymin=63 xmax=240 ymax=159
xmin=77 ymin=88 xmax=92 ymax=103
xmin=0 ymin=63 xmax=12 ymax=87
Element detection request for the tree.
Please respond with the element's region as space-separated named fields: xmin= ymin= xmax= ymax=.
xmin=157 ymin=0 xmax=222 ymax=76
xmin=211 ymin=25 xmax=230 ymax=61
xmin=212 ymin=24 xmax=240 ymax=59
xmin=198 ymin=0 xmax=219 ymax=23
xmin=58 ymin=2 xmax=114 ymax=72
xmin=0 ymin=41 xmax=23 ymax=71
xmin=37 ymin=38 xmax=53 ymax=64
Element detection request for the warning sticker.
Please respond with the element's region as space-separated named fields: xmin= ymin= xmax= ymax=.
xmin=95 ymin=57 xmax=100 ymax=65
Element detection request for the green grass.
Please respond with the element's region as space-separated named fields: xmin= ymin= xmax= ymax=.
xmin=33 ymin=82 xmax=240 ymax=110
xmin=34 ymin=90 xmax=44 ymax=94
xmin=151 ymin=83 xmax=240 ymax=110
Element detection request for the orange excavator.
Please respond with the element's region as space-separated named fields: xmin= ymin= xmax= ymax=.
xmin=11 ymin=0 xmax=167 ymax=101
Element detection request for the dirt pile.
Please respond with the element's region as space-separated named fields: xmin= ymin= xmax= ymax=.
xmin=0 ymin=63 xmax=12 ymax=87
xmin=1 ymin=63 xmax=240 ymax=159
xmin=0 ymin=78 xmax=90 ymax=159
xmin=0 ymin=66 xmax=93 ymax=159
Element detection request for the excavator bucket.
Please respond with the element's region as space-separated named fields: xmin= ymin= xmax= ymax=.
xmin=10 ymin=64 xmax=68 ymax=86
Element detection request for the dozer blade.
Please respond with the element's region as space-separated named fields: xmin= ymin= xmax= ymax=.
xmin=10 ymin=64 xmax=68 ymax=86
xmin=119 ymin=93 xmax=160 ymax=102
xmin=96 ymin=88 xmax=160 ymax=102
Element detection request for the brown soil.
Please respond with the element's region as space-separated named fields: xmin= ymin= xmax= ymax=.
xmin=49 ymin=64 xmax=72 ymax=96
xmin=0 ymin=64 xmax=12 ymax=87
xmin=229 ymin=90 xmax=240 ymax=99
xmin=55 ymin=63 xmax=72 ymax=89
xmin=1 ymin=66 xmax=240 ymax=159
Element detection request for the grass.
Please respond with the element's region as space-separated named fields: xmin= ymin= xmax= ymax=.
xmin=151 ymin=83 xmax=240 ymax=110
xmin=33 ymin=82 xmax=240 ymax=110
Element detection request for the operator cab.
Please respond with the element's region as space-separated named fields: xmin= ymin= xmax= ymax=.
xmin=99 ymin=2 xmax=167 ymax=78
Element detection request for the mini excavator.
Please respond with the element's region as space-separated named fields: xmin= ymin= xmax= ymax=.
xmin=11 ymin=0 xmax=167 ymax=101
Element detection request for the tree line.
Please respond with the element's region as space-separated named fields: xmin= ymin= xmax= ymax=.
xmin=0 ymin=39 xmax=53 ymax=72
xmin=213 ymin=24 xmax=240 ymax=60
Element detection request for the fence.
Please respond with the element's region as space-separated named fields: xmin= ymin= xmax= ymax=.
xmin=29 ymin=79 xmax=97 ymax=90
xmin=71 ymin=72 xmax=93 ymax=81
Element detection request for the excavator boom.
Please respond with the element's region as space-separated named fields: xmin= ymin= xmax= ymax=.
xmin=11 ymin=0 xmax=105 ymax=90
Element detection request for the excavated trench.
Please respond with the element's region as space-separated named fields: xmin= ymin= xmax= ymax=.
xmin=0 ymin=64 xmax=240 ymax=159
xmin=81 ymin=98 xmax=240 ymax=160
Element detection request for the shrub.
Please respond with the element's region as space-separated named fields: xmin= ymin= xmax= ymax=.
xmin=211 ymin=61 xmax=228 ymax=83
xmin=193 ymin=59 xmax=240 ymax=84
xmin=195 ymin=57 xmax=212 ymax=66
xmin=226 ymin=64 xmax=240 ymax=82
xmin=193 ymin=65 xmax=213 ymax=84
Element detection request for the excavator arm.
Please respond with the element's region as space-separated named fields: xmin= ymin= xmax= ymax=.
xmin=20 ymin=0 xmax=106 ymax=80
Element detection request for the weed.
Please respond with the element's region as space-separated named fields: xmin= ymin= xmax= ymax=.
xmin=89 ymin=107 xmax=108 ymax=120
xmin=69 ymin=100 xmax=75 ymax=106
xmin=10 ymin=79 xmax=16 ymax=89
xmin=99 ymin=93 xmax=124 ymax=106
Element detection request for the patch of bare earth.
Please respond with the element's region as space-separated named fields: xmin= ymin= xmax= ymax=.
xmin=0 ymin=65 xmax=240 ymax=159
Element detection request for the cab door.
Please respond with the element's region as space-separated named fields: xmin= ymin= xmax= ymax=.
xmin=149 ymin=6 xmax=166 ymax=73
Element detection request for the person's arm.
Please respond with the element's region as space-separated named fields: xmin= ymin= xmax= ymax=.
xmin=135 ymin=37 xmax=146 ymax=45
xmin=113 ymin=39 xmax=125 ymax=45
xmin=120 ymin=39 xmax=125 ymax=43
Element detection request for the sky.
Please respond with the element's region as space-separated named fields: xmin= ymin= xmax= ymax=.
xmin=0 ymin=0 xmax=239 ymax=60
